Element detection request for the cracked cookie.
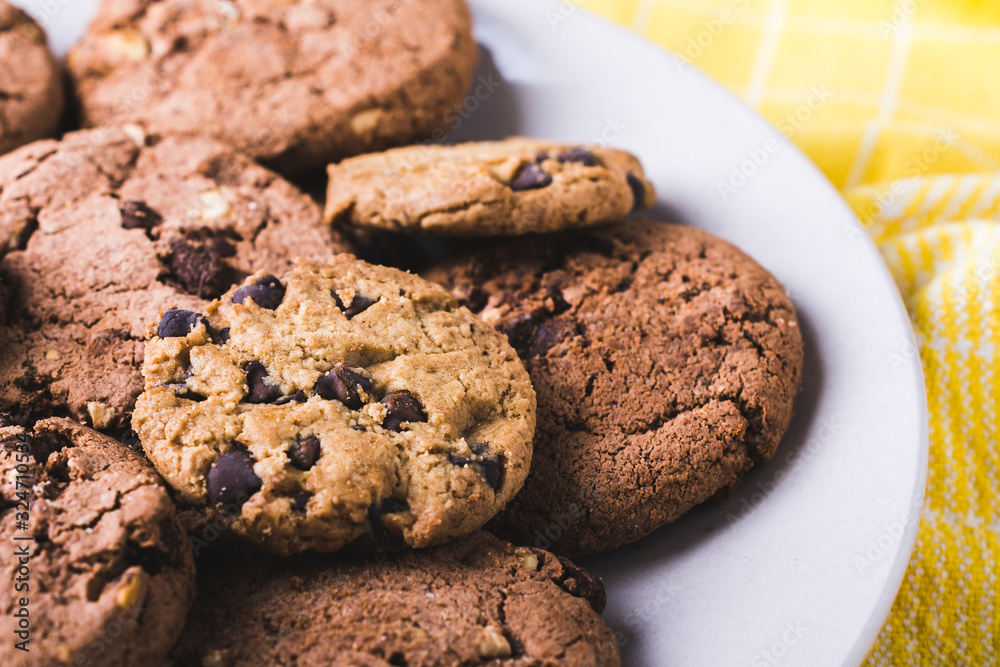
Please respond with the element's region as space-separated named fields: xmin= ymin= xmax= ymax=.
xmin=132 ymin=256 xmax=536 ymax=556
xmin=167 ymin=531 xmax=619 ymax=667
xmin=325 ymin=138 xmax=656 ymax=236
xmin=0 ymin=417 xmax=195 ymax=667
xmin=67 ymin=0 xmax=478 ymax=175
xmin=0 ymin=127 xmax=349 ymax=432
xmin=0 ymin=2 xmax=64 ymax=157
xmin=426 ymin=220 xmax=804 ymax=556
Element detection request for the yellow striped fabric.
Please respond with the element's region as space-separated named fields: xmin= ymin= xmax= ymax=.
xmin=584 ymin=0 xmax=1000 ymax=663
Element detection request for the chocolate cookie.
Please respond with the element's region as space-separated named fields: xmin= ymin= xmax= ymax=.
xmin=133 ymin=257 xmax=536 ymax=555
xmin=0 ymin=417 xmax=195 ymax=667
xmin=67 ymin=0 xmax=478 ymax=174
xmin=0 ymin=2 xmax=64 ymax=156
xmin=426 ymin=220 xmax=804 ymax=556
xmin=0 ymin=127 xmax=349 ymax=431
xmin=168 ymin=531 xmax=619 ymax=667
xmin=325 ymin=138 xmax=656 ymax=236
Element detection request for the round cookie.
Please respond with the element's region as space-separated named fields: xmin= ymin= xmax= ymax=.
xmin=168 ymin=531 xmax=619 ymax=667
xmin=425 ymin=220 xmax=804 ymax=556
xmin=325 ymin=138 xmax=657 ymax=236
xmin=0 ymin=417 xmax=195 ymax=667
xmin=0 ymin=127 xmax=350 ymax=432
xmin=67 ymin=0 xmax=478 ymax=174
xmin=133 ymin=256 xmax=536 ymax=555
xmin=0 ymin=2 xmax=64 ymax=156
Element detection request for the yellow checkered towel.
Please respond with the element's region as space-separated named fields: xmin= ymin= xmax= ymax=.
xmin=587 ymin=0 xmax=1000 ymax=663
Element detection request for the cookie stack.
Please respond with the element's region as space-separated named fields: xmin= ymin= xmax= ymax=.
xmin=0 ymin=1 xmax=803 ymax=665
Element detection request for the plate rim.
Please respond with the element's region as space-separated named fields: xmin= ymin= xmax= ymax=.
xmin=467 ymin=1 xmax=930 ymax=664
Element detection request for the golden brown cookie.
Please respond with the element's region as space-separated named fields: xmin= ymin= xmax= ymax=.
xmin=426 ymin=220 xmax=804 ymax=556
xmin=133 ymin=257 xmax=536 ymax=556
xmin=0 ymin=418 xmax=195 ymax=667
xmin=67 ymin=0 xmax=479 ymax=174
xmin=325 ymin=138 xmax=656 ymax=236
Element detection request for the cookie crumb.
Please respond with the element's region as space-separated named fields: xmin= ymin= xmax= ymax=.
xmin=477 ymin=625 xmax=512 ymax=659
xmin=115 ymin=570 xmax=150 ymax=611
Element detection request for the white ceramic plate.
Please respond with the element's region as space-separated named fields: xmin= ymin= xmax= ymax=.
xmin=27 ymin=1 xmax=928 ymax=665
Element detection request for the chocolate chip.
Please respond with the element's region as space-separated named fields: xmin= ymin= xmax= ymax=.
xmin=242 ymin=361 xmax=281 ymax=404
xmin=626 ymin=172 xmax=647 ymax=211
xmin=557 ymin=148 xmax=599 ymax=167
xmin=381 ymin=392 xmax=427 ymax=432
xmin=499 ymin=311 xmax=540 ymax=351
xmin=288 ymin=436 xmax=321 ymax=471
xmin=157 ymin=310 xmax=206 ymax=338
xmin=291 ymin=492 xmax=312 ymax=512
xmin=120 ymin=201 xmax=162 ymax=231
xmin=233 ymin=275 xmax=285 ymax=310
xmin=332 ymin=292 xmax=377 ymax=319
xmin=478 ymin=458 xmax=504 ymax=489
xmin=168 ymin=237 xmax=236 ymax=299
xmin=449 ymin=445 xmax=504 ymax=490
xmin=273 ymin=390 xmax=307 ymax=406
xmin=511 ymin=163 xmax=553 ymax=191
xmin=207 ymin=449 xmax=261 ymax=507
xmin=172 ymin=386 xmax=207 ymax=402
xmin=535 ymin=151 xmax=550 ymax=163
xmin=314 ymin=367 xmax=371 ymax=409
xmin=529 ymin=320 xmax=575 ymax=358
xmin=26 ymin=432 xmax=70 ymax=465
xmin=216 ymin=327 xmax=231 ymax=344
xmin=352 ymin=425 xmax=367 ymax=432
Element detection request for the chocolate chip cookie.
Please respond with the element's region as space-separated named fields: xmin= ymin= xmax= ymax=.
xmin=67 ymin=0 xmax=478 ymax=175
xmin=0 ymin=417 xmax=195 ymax=667
xmin=0 ymin=2 xmax=64 ymax=156
xmin=0 ymin=127 xmax=349 ymax=432
xmin=168 ymin=531 xmax=619 ymax=667
xmin=133 ymin=257 xmax=536 ymax=556
xmin=426 ymin=220 xmax=804 ymax=556
xmin=325 ymin=138 xmax=656 ymax=236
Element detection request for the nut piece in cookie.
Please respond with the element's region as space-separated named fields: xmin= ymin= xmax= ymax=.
xmin=132 ymin=256 xmax=536 ymax=555
xmin=325 ymin=137 xmax=657 ymax=236
xmin=426 ymin=220 xmax=804 ymax=556
xmin=169 ymin=532 xmax=620 ymax=667
xmin=0 ymin=418 xmax=195 ymax=667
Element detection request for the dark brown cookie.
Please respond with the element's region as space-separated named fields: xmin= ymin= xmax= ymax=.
xmin=0 ymin=2 xmax=64 ymax=156
xmin=0 ymin=417 xmax=195 ymax=667
xmin=167 ymin=532 xmax=620 ymax=666
xmin=425 ymin=220 xmax=804 ymax=556
xmin=67 ymin=0 xmax=479 ymax=174
xmin=0 ymin=127 xmax=350 ymax=431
